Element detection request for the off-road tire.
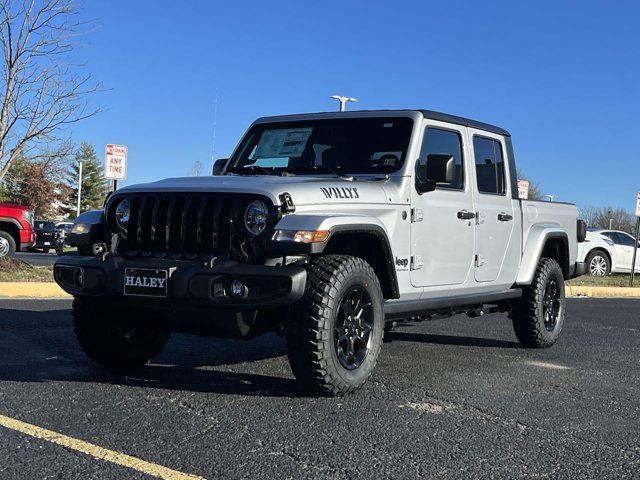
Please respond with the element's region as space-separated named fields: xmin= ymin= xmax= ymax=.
xmin=73 ymin=297 xmax=170 ymax=368
xmin=585 ymin=249 xmax=610 ymax=276
xmin=511 ymin=257 xmax=565 ymax=348
xmin=286 ymin=255 xmax=384 ymax=396
xmin=0 ymin=231 xmax=16 ymax=258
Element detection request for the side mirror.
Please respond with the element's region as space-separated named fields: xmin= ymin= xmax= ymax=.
xmin=212 ymin=158 xmax=228 ymax=175
xmin=416 ymin=154 xmax=455 ymax=194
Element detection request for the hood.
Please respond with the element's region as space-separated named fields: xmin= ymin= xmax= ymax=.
xmin=117 ymin=175 xmax=399 ymax=207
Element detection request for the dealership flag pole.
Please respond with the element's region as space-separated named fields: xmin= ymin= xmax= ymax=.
xmin=630 ymin=192 xmax=640 ymax=286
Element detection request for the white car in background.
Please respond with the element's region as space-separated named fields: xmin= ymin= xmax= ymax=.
xmin=578 ymin=229 xmax=640 ymax=276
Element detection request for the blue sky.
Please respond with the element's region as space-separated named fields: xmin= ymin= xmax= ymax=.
xmin=69 ymin=0 xmax=639 ymax=210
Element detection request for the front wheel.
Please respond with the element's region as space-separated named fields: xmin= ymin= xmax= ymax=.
xmin=511 ymin=257 xmax=566 ymax=348
xmin=286 ymin=255 xmax=384 ymax=396
xmin=0 ymin=231 xmax=16 ymax=258
xmin=73 ymin=298 xmax=170 ymax=368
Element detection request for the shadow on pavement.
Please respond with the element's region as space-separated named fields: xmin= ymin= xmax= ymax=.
xmin=0 ymin=304 xmax=519 ymax=398
xmin=0 ymin=305 xmax=303 ymax=398
xmin=384 ymin=331 xmax=520 ymax=349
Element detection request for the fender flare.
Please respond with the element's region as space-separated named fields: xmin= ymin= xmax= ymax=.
xmin=0 ymin=217 xmax=23 ymax=229
xmin=516 ymin=226 xmax=569 ymax=284
xmin=269 ymin=214 xmax=399 ymax=298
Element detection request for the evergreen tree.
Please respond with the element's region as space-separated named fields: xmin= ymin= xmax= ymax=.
xmin=65 ymin=143 xmax=108 ymax=218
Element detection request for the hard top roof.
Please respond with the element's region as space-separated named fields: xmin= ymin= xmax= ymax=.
xmin=254 ymin=109 xmax=510 ymax=137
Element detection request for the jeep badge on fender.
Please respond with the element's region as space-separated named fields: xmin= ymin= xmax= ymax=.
xmin=53 ymin=109 xmax=587 ymax=396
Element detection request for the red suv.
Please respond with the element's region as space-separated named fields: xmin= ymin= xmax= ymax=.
xmin=0 ymin=203 xmax=36 ymax=258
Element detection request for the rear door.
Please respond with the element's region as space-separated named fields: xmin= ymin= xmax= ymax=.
xmin=610 ymin=232 xmax=637 ymax=271
xmin=469 ymin=132 xmax=516 ymax=283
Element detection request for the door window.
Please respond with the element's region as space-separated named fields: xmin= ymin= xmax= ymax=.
xmin=473 ymin=136 xmax=505 ymax=195
xmin=615 ymin=232 xmax=636 ymax=247
xmin=417 ymin=128 xmax=463 ymax=190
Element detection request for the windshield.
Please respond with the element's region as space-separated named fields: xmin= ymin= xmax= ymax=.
xmin=35 ymin=221 xmax=56 ymax=230
xmin=227 ymin=117 xmax=413 ymax=176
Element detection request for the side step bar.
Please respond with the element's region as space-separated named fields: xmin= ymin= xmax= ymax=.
xmin=383 ymin=288 xmax=522 ymax=321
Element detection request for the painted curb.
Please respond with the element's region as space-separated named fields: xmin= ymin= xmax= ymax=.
xmin=566 ymin=285 xmax=640 ymax=298
xmin=0 ymin=282 xmax=71 ymax=298
xmin=1 ymin=283 xmax=639 ymax=300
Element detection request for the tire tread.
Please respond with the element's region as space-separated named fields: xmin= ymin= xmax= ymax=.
xmin=287 ymin=255 xmax=383 ymax=396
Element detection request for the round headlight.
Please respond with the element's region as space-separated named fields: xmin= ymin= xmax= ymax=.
xmin=244 ymin=200 xmax=268 ymax=236
xmin=115 ymin=198 xmax=130 ymax=231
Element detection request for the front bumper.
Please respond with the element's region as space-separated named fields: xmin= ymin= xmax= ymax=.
xmin=19 ymin=229 xmax=35 ymax=250
xmin=53 ymin=255 xmax=307 ymax=308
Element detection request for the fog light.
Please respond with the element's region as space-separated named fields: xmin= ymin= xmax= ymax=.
xmin=230 ymin=280 xmax=246 ymax=298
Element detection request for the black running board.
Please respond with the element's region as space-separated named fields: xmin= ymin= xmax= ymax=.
xmin=383 ymin=288 xmax=522 ymax=320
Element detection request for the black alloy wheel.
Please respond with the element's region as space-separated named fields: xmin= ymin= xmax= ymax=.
xmin=334 ymin=286 xmax=374 ymax=370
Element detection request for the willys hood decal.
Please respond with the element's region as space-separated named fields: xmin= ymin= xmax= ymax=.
xmin=117 ymin=175 xmax=399 ymax=206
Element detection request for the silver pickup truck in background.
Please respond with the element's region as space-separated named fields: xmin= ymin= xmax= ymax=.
xmin=54 ymin=109 xmax=587 ymax=395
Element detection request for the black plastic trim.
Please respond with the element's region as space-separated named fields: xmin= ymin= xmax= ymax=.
xmin=384 ymin=289 xmax=522 ymax=320
xmin=53 ymin=255 xmax=306 ymax=307
xmin=265 ymin=224 xmax=400 ymax=299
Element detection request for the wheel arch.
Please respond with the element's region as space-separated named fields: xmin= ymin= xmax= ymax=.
xmin=517 ymin=228 xmax=570 ymax=284
xmin=0 ymin=221 xmax=20 ymax=251
xmin=322 ymin=226 xmax=399 ymax=299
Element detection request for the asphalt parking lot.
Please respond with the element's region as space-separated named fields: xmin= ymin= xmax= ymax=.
xmin=0 ymin=298 xmax=638 ymax=479
xmin=14 ymin=251 xmax=58 ymax=267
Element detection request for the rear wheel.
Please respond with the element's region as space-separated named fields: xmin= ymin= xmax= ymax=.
xmin=0 ymin=231 xmax=16 ymax=258
xmin=286 ymin=255 xmax=384 ymax=396
xmin=586 ymin=250 xmax=610 ymax=276
xmin=73 ymin=298 xmax=170 ymax=368
xmin=511 ymin=257 xmax=565 ymax=348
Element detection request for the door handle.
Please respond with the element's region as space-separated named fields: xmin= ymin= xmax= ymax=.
xmin=457 ymin=210 xmax=476 ymax=220
xmin=498 ymin=213 xmax=513 ymax=222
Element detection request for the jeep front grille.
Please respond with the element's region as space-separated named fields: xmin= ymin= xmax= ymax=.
xmin=110 ymin=193 xmax=235 ymax=259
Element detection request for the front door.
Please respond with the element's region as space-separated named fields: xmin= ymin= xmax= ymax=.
xmin=410 ymin=122 xmax=475 ymax=287
xmin=469 ymin=132 xmax=516 ymax=283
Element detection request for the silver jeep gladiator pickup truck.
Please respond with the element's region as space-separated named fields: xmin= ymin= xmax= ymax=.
xmin=54 ymin=109 xmax=587 ymax=395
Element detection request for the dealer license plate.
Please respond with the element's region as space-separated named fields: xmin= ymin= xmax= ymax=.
xmin=123 ymin=268 xmax=168 ymax=297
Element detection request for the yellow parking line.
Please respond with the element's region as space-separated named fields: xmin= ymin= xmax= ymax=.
xmin=0 ymin=414 xmax=204 ymax=480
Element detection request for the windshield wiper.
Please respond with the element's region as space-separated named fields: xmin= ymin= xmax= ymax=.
xmin=229 ymin=165 xmax=273 ymax=176
xmin=312 ymin=164 xmax=353 ymax=181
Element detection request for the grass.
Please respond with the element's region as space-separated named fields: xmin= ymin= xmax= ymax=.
xmin=0 ymin=257 xmax=53 ymax=282
xmin=566 ymin=273 xmax=635 ymax=287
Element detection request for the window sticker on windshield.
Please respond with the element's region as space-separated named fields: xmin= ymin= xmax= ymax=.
xmin=254 ymin=128 xmax=312 ymax=158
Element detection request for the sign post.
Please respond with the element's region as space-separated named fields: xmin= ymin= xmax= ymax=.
xmin=104 ymin=144 xmax=127 ymax=190
xmin=629 ymin=192 xmax=640 ymax=286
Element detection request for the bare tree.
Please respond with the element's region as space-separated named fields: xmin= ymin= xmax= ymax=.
xmin=578 ymin=205 xmax=599 ymax=227
xmin=579 ymin=205 xmax=635 ymax=233
xmin=0 ymin=0 xmax=100 ymax=182
xmin=190 ymin=160 xmax=203 ymax=176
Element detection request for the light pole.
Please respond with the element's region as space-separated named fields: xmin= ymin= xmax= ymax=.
xmin=330 ymin=95 xmax=358 ymax=112
xmin=608 ymin=210 xmax=613 ymax=230
xmin=544 ymin=194 xmax=558 ymax=202
xmin=76 ymin=159 xmax=83 ymax=218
